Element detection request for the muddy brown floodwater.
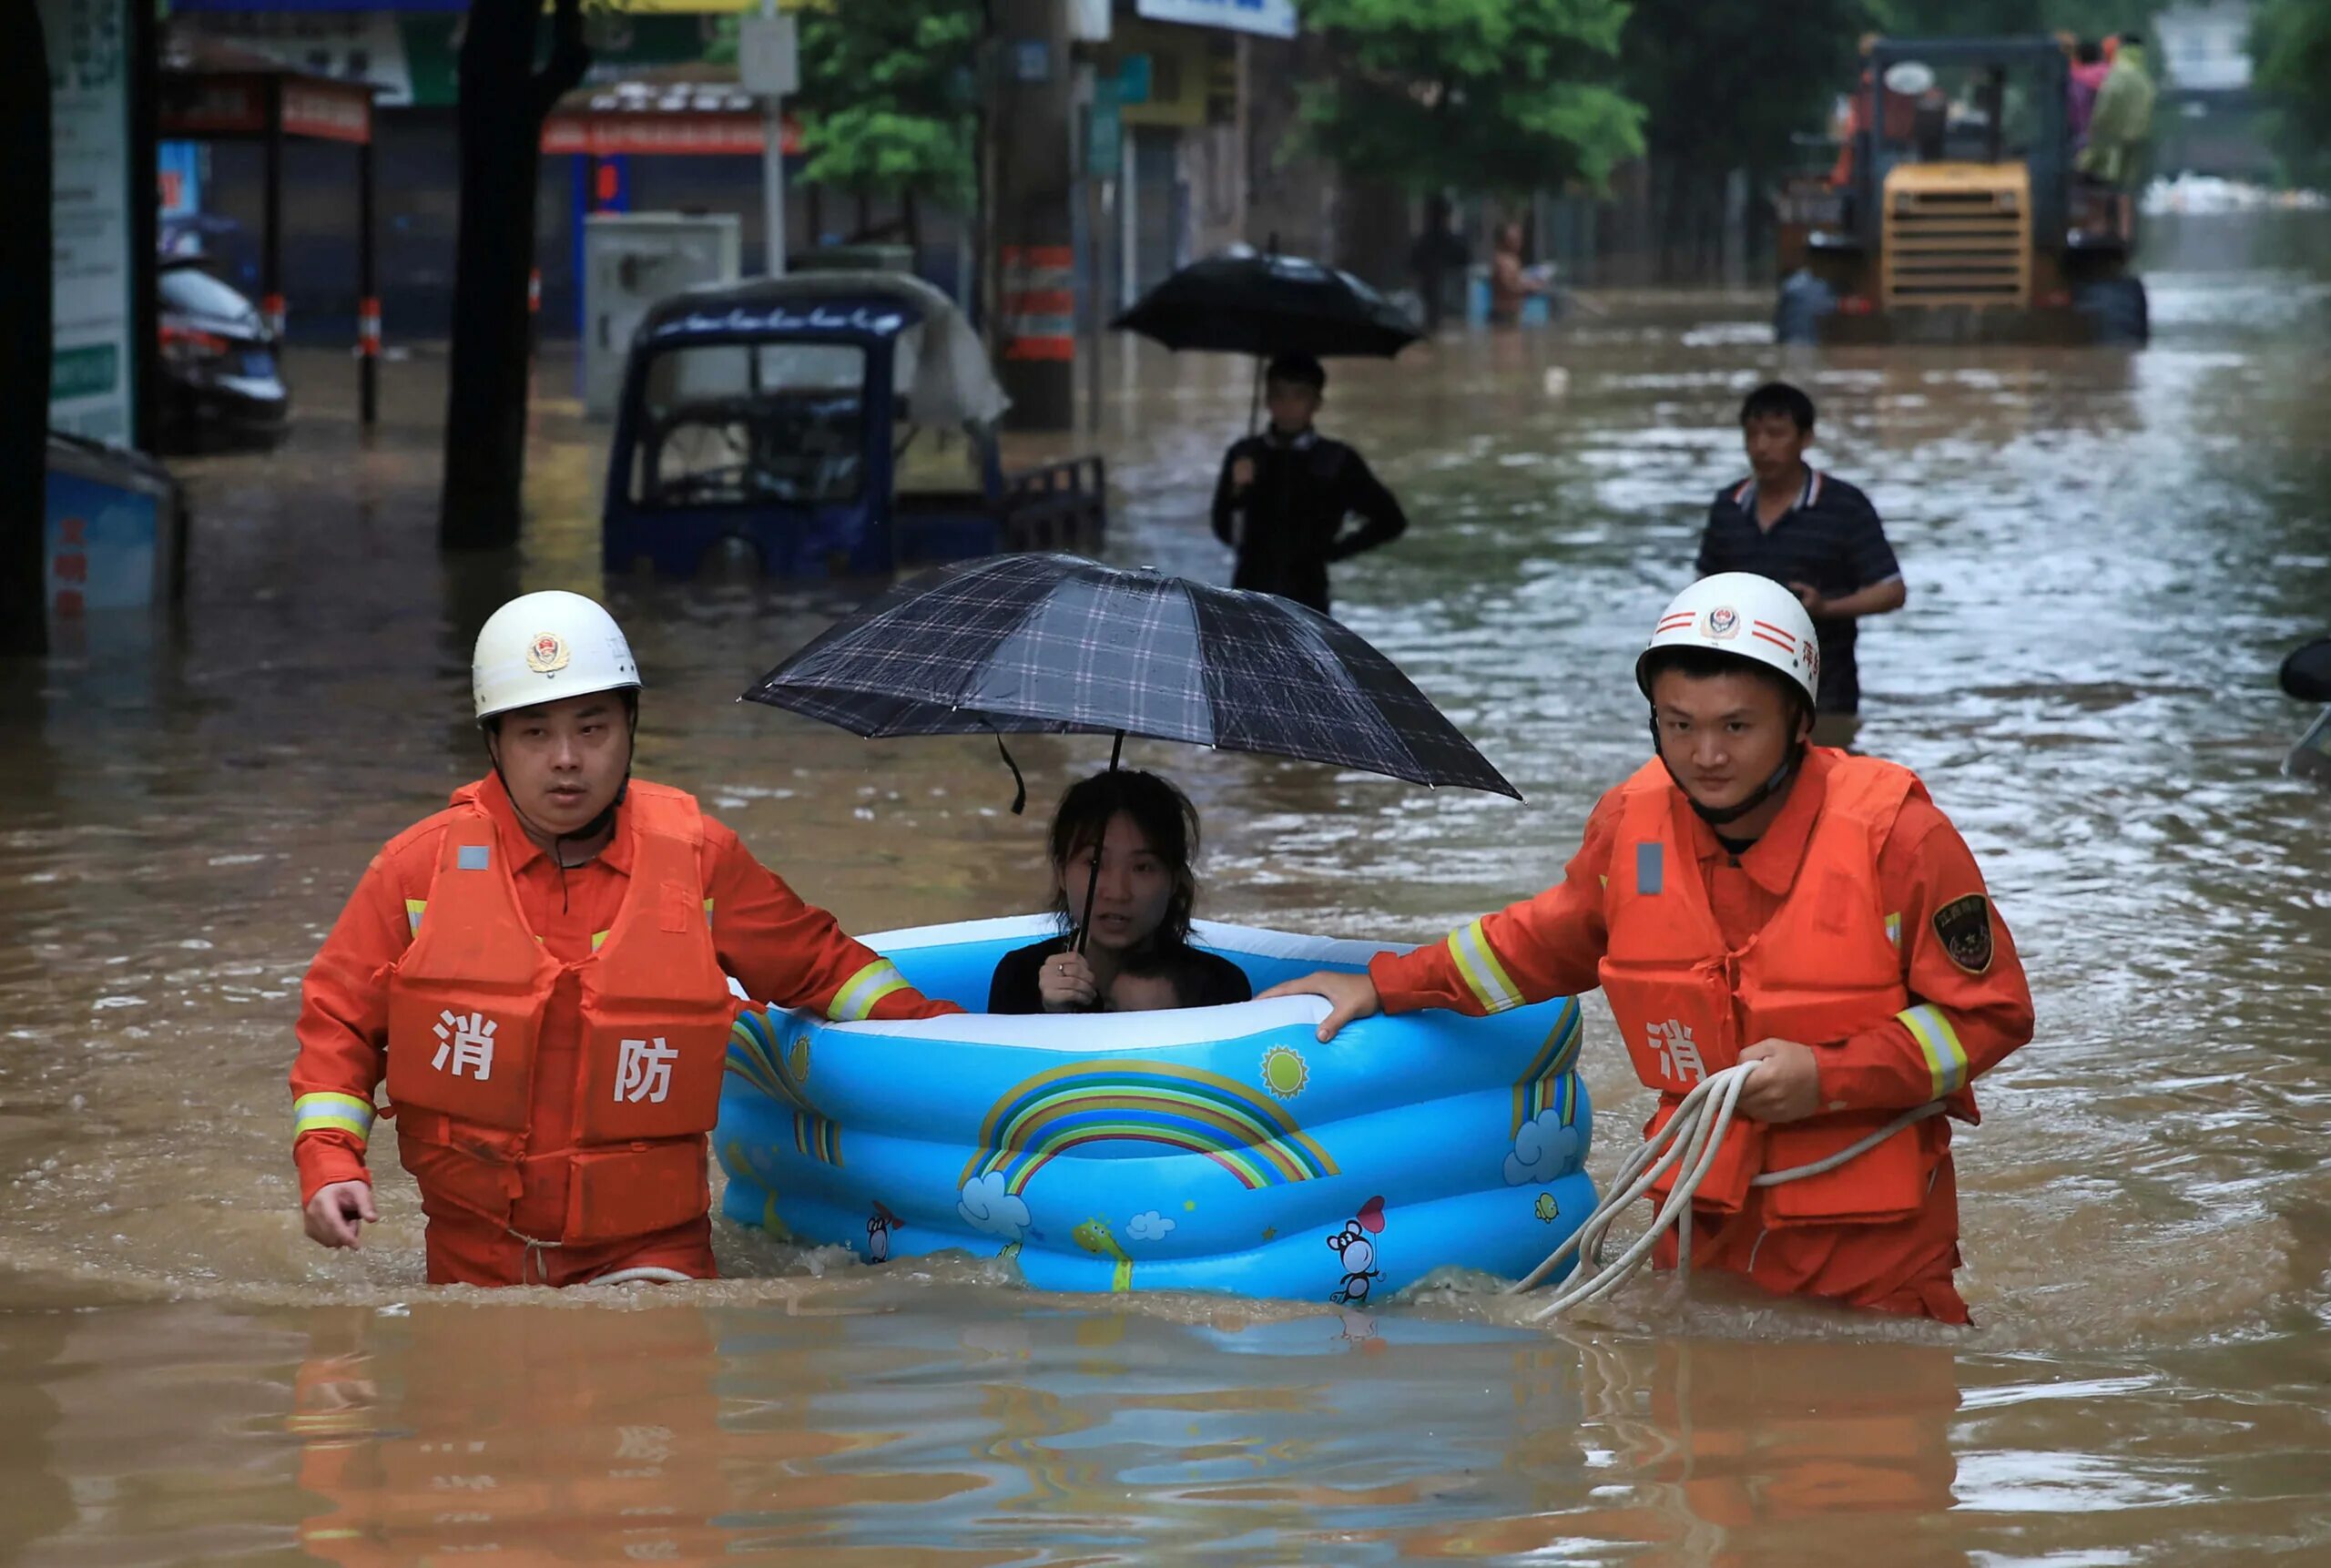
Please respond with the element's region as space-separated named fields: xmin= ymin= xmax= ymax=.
xmin=3 ymin=212 xmax=2329 ymax=1563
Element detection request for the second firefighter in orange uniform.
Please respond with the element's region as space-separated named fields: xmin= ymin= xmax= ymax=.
xmin=1265 ymin=573 xmax=2033 ymax=1322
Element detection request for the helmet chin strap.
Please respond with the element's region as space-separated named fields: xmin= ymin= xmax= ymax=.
xmin=1646 ymin=711 xmax=1805 ymax=828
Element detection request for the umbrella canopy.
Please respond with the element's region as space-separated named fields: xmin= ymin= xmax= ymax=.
xmin=2281 ymin=636 xmax=2331 ymax=703
xmin=743 ymin=553 xmax=1518 ymax=799
xmin=1111 ymin=250 xmax=1422 ymax=360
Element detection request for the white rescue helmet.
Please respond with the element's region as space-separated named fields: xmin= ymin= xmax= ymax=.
xmin=1635 ymin=573 xmax=1820 ymax=709
xmin=472 ymin=590 xmax=641 ymax=723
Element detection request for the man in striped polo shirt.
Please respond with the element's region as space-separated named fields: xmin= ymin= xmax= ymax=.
xmin=1697 ymin=382 xmax=1906 ymax=745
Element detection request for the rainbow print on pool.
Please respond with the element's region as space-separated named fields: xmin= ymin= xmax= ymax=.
xmin=718 ymin=916 xmax=1598 ymax=1301
xmin=960 ymin=1063 xmax=1339 ymax=1194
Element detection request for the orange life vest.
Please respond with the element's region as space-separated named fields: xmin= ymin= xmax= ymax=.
xmin=383 ymin=782 xmax=738 ymax=1244
xmin=1597 ymin=754 xmax=1946 ymax=1225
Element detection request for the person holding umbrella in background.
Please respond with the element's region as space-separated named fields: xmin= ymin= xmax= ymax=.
xmin=1111 ymin=249 xmax=1421 ymax=616
xmin=1210 ymin=352 xmax=1409 ymax=616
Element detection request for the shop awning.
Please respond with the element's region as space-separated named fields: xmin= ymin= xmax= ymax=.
xmin=542 ymin=72 xmax=801 ymax=158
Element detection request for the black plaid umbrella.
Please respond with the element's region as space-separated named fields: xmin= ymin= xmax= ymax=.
xmin=747 ymin=554 xmax=1515 ymax=953
xmin=745 ymin=552 xmax=1517 ymax=798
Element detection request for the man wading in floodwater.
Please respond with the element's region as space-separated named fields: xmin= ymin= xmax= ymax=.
xmin=289 ymin=591 xmax=958 ymax=1286
xmin=1697 ymin=382 xmax=1906 ymax=747
xmin=1264 ymin=575 xmax=2035 ymax=1322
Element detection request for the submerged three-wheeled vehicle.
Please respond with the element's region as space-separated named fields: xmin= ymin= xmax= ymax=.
xmin=603 ymin=271 xmax=1105 ymax=578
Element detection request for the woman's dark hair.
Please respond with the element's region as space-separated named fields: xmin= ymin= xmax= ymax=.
xmin=1047 ymin=769 xmax=1201 ymax=948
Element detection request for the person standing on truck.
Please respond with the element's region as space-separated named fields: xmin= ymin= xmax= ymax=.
xmin=1827 ymin=35 xmax=1920 ymax=190
xmin=2079 ymin=31 xmax=2155 ymax=239
xmin=1695 ymin=382 xmax=1906 ymax=747
xmin=1211 ymin=353 xmax=1408 ymax=617
xmin=2068 ymin=38 xmax=2110 ymax=152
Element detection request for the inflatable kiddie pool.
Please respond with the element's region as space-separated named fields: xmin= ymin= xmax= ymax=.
xmin=716 ymin=915 xmax=1596 ymax=1302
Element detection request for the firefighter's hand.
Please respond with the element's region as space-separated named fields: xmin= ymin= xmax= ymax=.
xmin=304 ymin=1181 xmax=378 ymax=1250
xmin=1230 ymin=457 xmax=1256 ymax=490
xmin=1039 ymin=951 xmax=1099 ymax=1013
xmin=1258 ymin=970 xmax=1380 ymax=1042
xmin=1736 ymin=1039 xmax=1822 ymax=1123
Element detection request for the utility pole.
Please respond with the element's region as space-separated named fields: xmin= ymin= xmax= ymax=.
xmin=989 ymin=0 xmax=1077 ymax=431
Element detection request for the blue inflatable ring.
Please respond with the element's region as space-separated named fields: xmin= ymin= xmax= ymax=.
xmin=716 ymin=916 xmax=1598 ymax=1302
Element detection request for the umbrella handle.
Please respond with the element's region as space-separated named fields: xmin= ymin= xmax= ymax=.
xmin=1073 ymin=732 xmax=1126 ymax=956
xmin=992 ymin=729 xmax=1027 ymax=816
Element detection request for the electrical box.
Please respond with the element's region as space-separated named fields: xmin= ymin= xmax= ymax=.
xmin=43 ymin=432 xmax=185 ymax=656
xmin=581 ymin=212 xmax=743 ymax=419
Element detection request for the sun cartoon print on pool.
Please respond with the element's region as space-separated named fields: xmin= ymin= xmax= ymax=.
xmin=866 ymin=1199 xmax=902 ymax=1262
xmin=1328 ymin=1195 xmax=1388 ymax=1305
xmin=1259 ymin=1044 xmax=1309 ymax=1100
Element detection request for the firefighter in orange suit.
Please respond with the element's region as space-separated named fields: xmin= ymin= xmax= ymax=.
xmin=1263 ymin=574 xmax=2034 ymax=1322
xmin=290 ymin=590 xmax=961 ymax=1287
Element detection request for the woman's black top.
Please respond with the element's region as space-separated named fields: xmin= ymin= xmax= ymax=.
xmin=986 ymin=933 xmax=1254 ymax=1014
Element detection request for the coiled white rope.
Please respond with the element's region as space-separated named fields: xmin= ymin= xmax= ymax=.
xmin=1509 ymin=1062 xmax=1944 ymax=1320
xmin=590 ymin=1265 xmax=697 ymax=1287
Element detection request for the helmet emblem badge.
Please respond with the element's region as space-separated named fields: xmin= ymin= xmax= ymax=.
xmin=1703 ymin=606 xmax=1739 ymax=639
xmin=524 ymin=632 xmax=570 ymax=674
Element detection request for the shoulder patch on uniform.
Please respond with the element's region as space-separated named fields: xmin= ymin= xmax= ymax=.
xmin=1931 ymin=893 xmax=1994 ymax=974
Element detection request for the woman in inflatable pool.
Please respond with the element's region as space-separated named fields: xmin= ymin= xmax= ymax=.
xmin=987 ymin=769 xmax=1253 ymax=1013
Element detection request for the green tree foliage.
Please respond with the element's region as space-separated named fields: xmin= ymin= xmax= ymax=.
xmin=1292 ymin=0 xmax=1645 ymax=193
xmin=1622 ymin=0 xmax=1877 ymax=178
xmin=2252 ymin=0 xmax=2331 ymax=185
xmin=718 ymin=0 xmax=982 ymax=207
xmin=797 ymin=0 xmax=980 ymax=204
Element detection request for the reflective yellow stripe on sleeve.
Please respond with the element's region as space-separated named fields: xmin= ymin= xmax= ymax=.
xmin=829 ymin=959 xmax=911 ymax=1023
xmin=293 ymin=1092 xmax=377 ymax=1146
xmin=1446 ymin=917 xmax=1524 ymax=1013
xmin=1898 ymin=1003 xmax=1969 ymax=1099
xmin=403 ymin=899 xmax=426 ymax=933
xmin=1885 ymin=912 xmax=1902 ymax=950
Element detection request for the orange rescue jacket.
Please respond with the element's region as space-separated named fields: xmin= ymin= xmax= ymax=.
xmin=383 ymin=781 xmax=738 ymax=1243
xmin=1599 ymin=754 xmax=1950 ymax=1225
